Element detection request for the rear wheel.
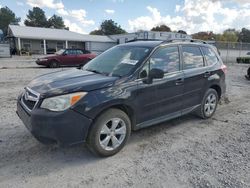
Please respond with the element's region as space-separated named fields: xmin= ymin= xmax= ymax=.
xmin=87 ymin=108 xmax=131 ymax=157
xmin=196 ymin=88 xmax=218 ymax=119
xmin=49 ymin=61 xmax=59 ymax=68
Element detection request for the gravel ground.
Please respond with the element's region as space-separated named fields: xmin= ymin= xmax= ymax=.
xmin=0 ymin=60 xmax=249 ymax=188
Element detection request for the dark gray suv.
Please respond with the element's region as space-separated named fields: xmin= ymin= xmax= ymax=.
xmin=17 ymin=39 xmax=226 ymax=157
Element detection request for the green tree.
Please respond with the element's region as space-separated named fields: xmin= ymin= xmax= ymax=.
xmin=239 ymin=28 xmax=250 ymax=43
xmin=90 ymin=19 xmax=126 ymax=35
xmin=0 ymin=6 xmax=20 ymax=36
xmin=24 ymin=7 xmax=47 ymax=27
xmin=177 ymin=30 xmax=187 ymax=34
xmin=222 ymin=29 xmax=238 ymax=42
xmin=213 ymin=29 xmax=239 ymax=42
xmin=192 ymin=31 xmax=214 ymax=41
xmin=47 ymin=14 xmax=66 ymax=29
xmin=151 ymin=25 xmax=171 ymax=32
xmin=90 ymin=29 xmax=104 ymax=35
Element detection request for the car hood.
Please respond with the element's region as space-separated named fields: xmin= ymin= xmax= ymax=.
xmin=27 ymin=69 xmax=118 ymax=97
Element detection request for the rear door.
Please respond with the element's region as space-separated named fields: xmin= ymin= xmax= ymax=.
xmin=181 ymin=45 xmax=208 ymax=111
xmin=135 ymin=45 xmax=184 ymax=125
xmin=76 ymin=49 xmax=91 ymax=65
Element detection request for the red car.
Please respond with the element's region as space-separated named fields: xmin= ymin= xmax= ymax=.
xmin=36 ymin=49 xmax=96 ymax=68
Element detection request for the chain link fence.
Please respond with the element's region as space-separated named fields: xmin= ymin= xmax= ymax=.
xmin=214 ymin=41 xmax=250 ymax=64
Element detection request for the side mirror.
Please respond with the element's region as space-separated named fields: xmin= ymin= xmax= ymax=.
xmin=149 ymin=68 xmax=164 ymax=79
xmin=143 ymin=68 xmax=164 ymax=84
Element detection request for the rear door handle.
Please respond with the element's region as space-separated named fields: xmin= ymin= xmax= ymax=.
xmin=175 ymin=78 xmax=184 ymax=85
xmin=204 ymin=71 xmax=211 ymax=78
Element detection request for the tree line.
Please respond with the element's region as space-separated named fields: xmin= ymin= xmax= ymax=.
xmin=1 ymin=6 xmax=250 ymax=43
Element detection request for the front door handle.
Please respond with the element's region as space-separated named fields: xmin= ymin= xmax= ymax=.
xmin=175 ymin=78 xmax=184 ymax=85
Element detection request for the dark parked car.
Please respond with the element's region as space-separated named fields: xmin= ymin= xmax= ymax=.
xmin=237 ymin=52 xmax=250 ymax=64
xmin=17 ymin=40 xmax=226 ymax=156
xmin=36 ymin=49 xmax=96 ymax=68
xmin=246 ymin=67 xmax=250 ymax=80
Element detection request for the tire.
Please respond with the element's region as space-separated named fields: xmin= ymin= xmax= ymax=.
xmin=49 ymin=61 xmax=59 ymax=68
xmin=196 ymin=88 xmax=219 ymax=119
xmin=246 ymin=67 xmax=250 ymax=80
xmin=87 ymin=108 xmax=131 ymax=157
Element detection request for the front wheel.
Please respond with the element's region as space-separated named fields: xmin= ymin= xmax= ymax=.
xmin=87 ymin=108 xmax=131 ymax=157
xmin=49 ymin=61 xmax=59 ymax=68
xmin=196 ymin=88 xmax=218 ymax=119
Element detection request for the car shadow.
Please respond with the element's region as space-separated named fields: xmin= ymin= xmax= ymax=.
xmin=0 ymin=113 xmax=204 ymax=179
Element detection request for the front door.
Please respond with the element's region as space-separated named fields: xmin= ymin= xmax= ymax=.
xmin=135 ymin=45 xmax=184 ymax=125
xmin=61 ymin=49 xmax=78 ymax=66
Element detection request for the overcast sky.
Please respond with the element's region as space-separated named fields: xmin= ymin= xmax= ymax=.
xmin=1 ymin=0 xmax=250 ymax=34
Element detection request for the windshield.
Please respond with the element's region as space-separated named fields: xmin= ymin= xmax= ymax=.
xmin=83 ymin=46 xmax=151 ymax=77
xmin=55 ymin=49 xmax=65 ymax=55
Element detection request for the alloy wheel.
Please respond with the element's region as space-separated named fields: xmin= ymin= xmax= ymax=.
xmin=99 ymin=118 xmax=127 ymax=151
xmin=204 ymin=93 xmax=217 ymax=116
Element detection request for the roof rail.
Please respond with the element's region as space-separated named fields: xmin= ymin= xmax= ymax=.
xmin=161 ymin=38 xmax=208 ymax=44
xmin=126 ymin=39 xmax=162 ymax=43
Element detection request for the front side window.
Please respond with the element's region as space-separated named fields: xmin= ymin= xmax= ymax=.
xmin=64 ymin=49 xmax=76 ymax=55
xmin=182 ymin=46 xmax=204 ymax=70
xmin=139 ymin=46 xmax=180 ymax=79
xmin=201 ymin=47 xmax=219 ymax=66
xmin=150 ymin=46 xmax=180 ymax=73
xmin=83 ymin=46 xmax=151 ymax=77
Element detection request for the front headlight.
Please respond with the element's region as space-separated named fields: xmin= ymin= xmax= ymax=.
xmin=40 ymin=92 xmax=87 ymax=112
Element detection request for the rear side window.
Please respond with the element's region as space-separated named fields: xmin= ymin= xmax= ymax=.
xmin=76 ymin=50 xmax=83 ymax=55
xmin=182 ymin=46 xmax=204 ymax=70
xmin=83 ymin=50 xmax=91 ymax=54
xmin=201 ymin=47 xmax=219 ymax=66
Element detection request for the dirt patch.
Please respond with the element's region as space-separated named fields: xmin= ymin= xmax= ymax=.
xmin=0 ymin=61 xmax=249 ymax=188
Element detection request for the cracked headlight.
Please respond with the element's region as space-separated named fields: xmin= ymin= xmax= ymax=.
xmin=40 ymin=92 xmax=87 ymax=112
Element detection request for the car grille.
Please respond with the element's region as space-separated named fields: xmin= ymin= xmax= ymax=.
xmin=21 ymin=88 xmax=40 ymax=111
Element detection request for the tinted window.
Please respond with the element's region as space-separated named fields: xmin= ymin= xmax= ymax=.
xmin=201 ymin=47 xmax=219 ymax=66
xmin=64 ymin=49 xmax=74 ymax=55
xmin=76 ymin=50 xmax=83 ymax=55
xmin=150 ymin=46 xmax=180 ymax=73
xmin=83 ymin=50 xmax=91 ymax=54
xmin=182 ymin=46 xmax=204 ymax=70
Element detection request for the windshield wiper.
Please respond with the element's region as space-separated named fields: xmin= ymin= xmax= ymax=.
xmin=86 ymin=69 xmax=103 ymax=74
xmin=86 ymin=69 xmax=110 ymax=76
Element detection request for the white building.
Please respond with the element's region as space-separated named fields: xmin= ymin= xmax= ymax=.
xmin=7 ymin=25 xmax=191 ymax=55
xmin=7 ymin=25 xmax=116 ymax=55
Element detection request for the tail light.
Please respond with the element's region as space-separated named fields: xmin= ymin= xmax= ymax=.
xmin=221 ymin=64 xmax=227 ymax=74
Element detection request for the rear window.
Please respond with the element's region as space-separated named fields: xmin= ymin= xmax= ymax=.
xmin=201 ymin=47 xmax=219 ymax=66
xmin=182 ymin=46 xmax=204 ymax=70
